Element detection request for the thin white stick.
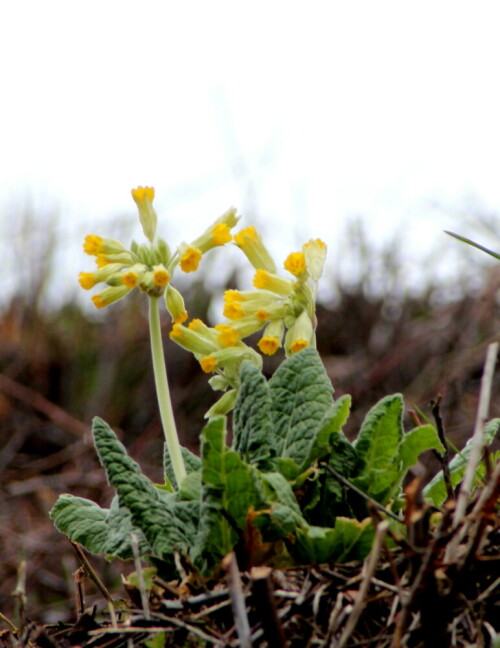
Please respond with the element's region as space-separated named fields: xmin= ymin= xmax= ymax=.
xmin=446 ymin=341 xmax=498 ymax=563
xmin=131 ymin=532 xmax=150 ymax=619
xmin=337 ymin=520 xmax=389 ymax=648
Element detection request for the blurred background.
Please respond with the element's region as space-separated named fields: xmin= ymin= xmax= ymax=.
xmin=1 ymin=0 xmax=499 ymax=625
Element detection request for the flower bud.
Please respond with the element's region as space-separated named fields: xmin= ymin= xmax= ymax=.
xmin=165 ymin=285 xmax=188 ymax=324
xmin=234 ymin=226 xmax=277 ymax=273
xmin=131 ymin=186 xmax=158 ymax=243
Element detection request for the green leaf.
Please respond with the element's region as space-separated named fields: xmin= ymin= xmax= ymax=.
xmin=293 ymin=517 xmax=374 ymax=564
xmin=50 ymin=495 xmax=111 ymax=555
xmin=49 ymin=494 xmax=151 ymax=559
xmin=352 ymin=394 xmax=404 ymax=503
xmin=304 ymin=434 xmax=359 ymax=526
xmin=398 ymin=424 xmax=444 ymax=477
xmin=302 ymin=395 xmax=352 ymax=469
xmin=423 ymin=418 xmax=500 ymax=506
xmin=445 ymin=231 xmax=500 ymax=260
xmin=269 ymin=347 xmax=334 ymax=465
xmin=193 ymin=416 xmax=265 ymax=572
xmin=232 ymin=361 xmax=277 ymax=470
xmin=92 ymin=417 xmax=198 ymax=561
xmin=106 ymin=496 xmax=151 ymax=558
xmin=163 ymin=445 xmax=201 ymax=490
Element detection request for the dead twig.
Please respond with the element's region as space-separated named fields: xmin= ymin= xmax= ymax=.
xmin=336 ymin=520 xmax=389 ymax=648
xmin=251 ymin=566 xmax=288 ymax=648
xmin=430 ymin=394 xmax=454 ymax=502
xmin=446 ymin=341 xmax=498 ymax=563
xmin=223 ymin=552 xmax=252 ymax=648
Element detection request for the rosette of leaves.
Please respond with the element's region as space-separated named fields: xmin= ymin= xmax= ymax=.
xmin=50 ymin=348 xmax=499 ymax=576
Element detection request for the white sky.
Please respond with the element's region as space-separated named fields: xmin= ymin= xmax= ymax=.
xmin=1 ymin=1 xmax=500 ymax=304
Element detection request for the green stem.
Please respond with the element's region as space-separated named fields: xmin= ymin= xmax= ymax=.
xmin=149 ymin=297 xmax=186 ymax=487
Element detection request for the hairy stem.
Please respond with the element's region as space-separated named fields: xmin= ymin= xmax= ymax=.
xmin=149 ymin=297 xmax=186 ymax=487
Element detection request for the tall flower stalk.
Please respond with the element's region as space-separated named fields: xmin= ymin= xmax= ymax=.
xmin=149 ymin=296 xmax=186 ymax=486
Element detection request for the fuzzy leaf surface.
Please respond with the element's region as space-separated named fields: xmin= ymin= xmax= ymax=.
xmin=164 ymin=445 xmax=201 ymax=490
xmin=302 ymin=395 xmax=352 ymax=470
xmin=194 ymin=417 xmax=265 ymax=571
xmin=232 ymin=361 xmax=276 ymax=470
xmin=92 ymin=417 xmax=197 ymax=561
xmin=352 ymin=394 xmax=404 ymax=503
xmin=50 ymin=495 xmax=111 ymax=555
xmin=50 ymin=494 xmax=151 ymax=559
xmin=269 ymin=347 xmax=334 ymax=466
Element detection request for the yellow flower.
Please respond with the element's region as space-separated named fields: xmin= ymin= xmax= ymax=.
xmin=179 ymin=245 xmax=202 ymax=273
xmin=253 ymin=269 xmax=293 ymax=295
xmin=200 ymin=355 xmax=218 ymax=373
xmin=188 ymin=318 xmax=209 ymax=332
xmin=83 ymin=235 xmax=125 ymax=256
xmin=284 ymin=251 xmax=307 ymax=277
xmin=169 ymin=323 xmax=217 ymax=355
xmin=121 ymin=270 xmax=140 ymax=288
xmin=79 ymin=272 xmax=97 ymax=290
xmin=255 ymin=308 xmax=271 ymax=322
xmin=303 ymin=238 xmax=327 ymax=281
xmin=223 ymin=301 xmax=245 ymax=320
xmin=289 ymin=339 xmax=309 ymax=353
xmin=91 ymin=285 xmax=130 ymax=309
xmin=165 ymin=285 xmax=188 ymax=324
xmin=212 ymin=223 xmax=232 ymax=246
xmin=258 ymin=336 xmax=280 ymax=356
xmin=285 ymin=310 xmax=314 ymax=354
xmin=190 ymin=207 xmax=239 ymax=253
xmin=258 ymin=319 xmax=284 ymax=356
xmin=215 ymin=324 xmax=240 ymax=347
xmin=153 ymin=264 xmax=170 ymax=286
xmin=199 ymin=346 xmax=261 ymax=374
xmin=83 ymin=235 xmax=104 ymax=255
xmin=131 ymin=186 xmax=157 ymax=243
xmin=234 ymin=226 xmax=277 ymax=273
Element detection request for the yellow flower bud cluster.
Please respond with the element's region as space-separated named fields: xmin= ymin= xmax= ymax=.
xmin=217 ymin=233 xmax=327 ymax=357
xmin=167 ymin=229 xmax=326 ymax=419
xmin=79 ymin=188 xmax=239 ymax=321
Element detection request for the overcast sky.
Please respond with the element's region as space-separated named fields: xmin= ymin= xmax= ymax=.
xmin=2 ymin=1 xmax=499 ymax=304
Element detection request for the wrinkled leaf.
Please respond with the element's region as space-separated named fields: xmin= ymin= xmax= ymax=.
xmin=232 ymin=361 xmax=277 ymax=470
xmin=93 ymin=417 xmax=198 ymax=561
xmin=269 ymin=347 xmax=334 ymax=465
xmin=49 ymin=494 xmax=150 ymax=559
xmin=302 ymin=395 xmax=352 ymax=470
xmin=352 ymin=394 xmax=404 ymax=503
xmin=164 ymin=445 xmax=201 ymax=490
xmin=50 ymin=495 xmax=111 ymax=555
xmin=193 ymin=416 xmax=265 ymax=572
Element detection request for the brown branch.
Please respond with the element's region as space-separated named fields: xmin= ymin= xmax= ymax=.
xmin=0 ymin=373 xmax=89 ymax=438
xmin=430 ymin=394 xmax=454 ymax=502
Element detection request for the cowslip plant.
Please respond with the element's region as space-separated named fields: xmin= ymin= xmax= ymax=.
xmin=50 ymin=188 xmax=500 ymax=579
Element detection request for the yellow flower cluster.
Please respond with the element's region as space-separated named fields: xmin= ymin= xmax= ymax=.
xmin=167 ymin=230 xmax=326 ymax=419
xmin=78 ymin=186 xmax=326 ymax=416
xmin=79 ymin=188 xmax=239 ymax=324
